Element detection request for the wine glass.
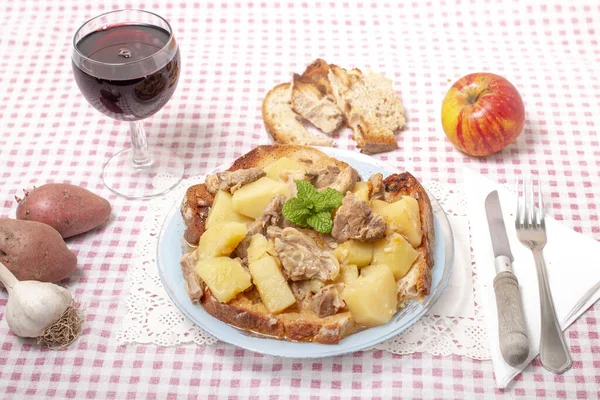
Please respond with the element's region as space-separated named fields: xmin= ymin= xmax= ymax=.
xmin=72 ymin=9 xmax=183 ymax=199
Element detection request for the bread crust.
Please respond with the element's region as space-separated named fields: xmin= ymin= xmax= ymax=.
xmin=262 ymin=83 xmax=292 ymax=145
xmin=353 ymin=121 xmax=399 ymax=154
xmin=180 ymin=184 xmax=214 ymax=245
xmin=262 ymin=83 xmax=334 ymax=146
xmin=228 ymin=144 xmax=349 ymax=172
xmin=183 ymin=146 xmax=434 ymax=343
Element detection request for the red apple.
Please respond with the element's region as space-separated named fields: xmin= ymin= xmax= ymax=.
xmin=441 ymin=73 xmax=525 ymax=156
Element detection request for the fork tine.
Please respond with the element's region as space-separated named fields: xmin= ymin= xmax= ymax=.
xmin=538 ymin=178 xmax=545 ymax=228
xmin=523 ymin=176 xmax=530 ymax=227
xmin=515 ymin=177 xmax=521 ymax=227
xmin=519 ymin=177 xmax=525 ymax=227
xmin=529 ymin=176 xmax=536 ymax=227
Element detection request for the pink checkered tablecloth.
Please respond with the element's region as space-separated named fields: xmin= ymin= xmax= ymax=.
xmin=1 ymin=0 xmax=599 ymax=398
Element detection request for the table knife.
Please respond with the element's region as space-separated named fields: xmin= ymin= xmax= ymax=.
xmin=485 ymin=190 xmax=529 ymax=366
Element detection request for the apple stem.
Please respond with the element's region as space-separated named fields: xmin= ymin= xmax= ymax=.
xmin=470 ymin=85 xmax=492 ymax=104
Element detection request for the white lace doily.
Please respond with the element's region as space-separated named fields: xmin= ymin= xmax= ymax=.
xmin=118 ymin=177 xmax=491 ymax=360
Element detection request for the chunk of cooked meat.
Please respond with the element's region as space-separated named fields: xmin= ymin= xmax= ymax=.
xmin=311 ymin=284 xmax=346 ymax=317
xmin=290 ymin=280 xmax=312 ymax=302
xmin=328 ymin=166 xmax=358 ymax=194
xmin=306 ymin=165 xmax=358 ymax=194
xmin=234 ymin=220 xmax=262 ymax=263
xmin=234 ymin=195 xmax=286 ymax=262
xmin=205 ymin=168 xmax=265 ymax=194
xmin=267 ymin=226 xmax=340 ymax=281
xmin=331 ymin=192 xmax=386 ymax=242
xmin=318 ymin=232 xmax=339 ymax=251
xmin=260 ymin=194 xmax=286 ymax=227
xmin=368 ymin=173 xmax=385 ymax=200
xmin=306 ymin=165 xmax=340 ymax=188
xmin=180 ymin=251 xmax=205 ymax=303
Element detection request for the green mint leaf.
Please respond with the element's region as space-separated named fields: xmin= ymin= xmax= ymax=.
xmin=296 ymin=180 xmax=318 ymax=202
xmin=282 ymin=180 xmax=341 ymax=233
xmin=313 ymin=188 xmax=344 ymax=212
xmin=307 ymin=211 xmax=334 ymax=234
xmin=282 ymin=197 xmax=310 ymax=227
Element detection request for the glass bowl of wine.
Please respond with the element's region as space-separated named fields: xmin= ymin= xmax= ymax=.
xmin=72 ymin=9 xmax=183 ymax=199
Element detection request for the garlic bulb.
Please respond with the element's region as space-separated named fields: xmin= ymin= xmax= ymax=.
xmin=0 ymin=261 xmax=82 ymax=347
xmin=5 ymin=281 xmax=72 ymax=337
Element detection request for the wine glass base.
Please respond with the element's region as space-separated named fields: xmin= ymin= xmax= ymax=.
xmin=102 ymin=147 xmax=184 ymax=199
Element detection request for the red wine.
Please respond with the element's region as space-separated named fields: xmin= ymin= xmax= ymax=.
xmin=72 ymin=24 xmax=180 ymax=121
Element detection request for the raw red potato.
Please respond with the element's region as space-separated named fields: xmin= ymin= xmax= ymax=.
xmin=0 ymin=218 xmax=77 ymax=283
xmin=16 ymin=183 xmax=111 ymax=238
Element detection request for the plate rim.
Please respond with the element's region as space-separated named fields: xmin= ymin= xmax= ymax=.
xmin=156 ymin=147 xmax=455 ymax=358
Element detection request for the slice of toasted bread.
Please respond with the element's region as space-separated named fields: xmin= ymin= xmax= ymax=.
xmin=328 ymin=65 xmax=406 ymax=154
xmin=269 ymin=60 xmax=406 ymax=154
xmin=227 ymin=144 xmax=349 ymax=172
xmin=201 ymin=288 xmax=355 ymax=344
xmin=181 ymin=145 xmax=433 ymax=344
xmin=290 ymin=60 xmax=344 ymax=134
xmin=262 ymin=83 xmax=334 ymax=146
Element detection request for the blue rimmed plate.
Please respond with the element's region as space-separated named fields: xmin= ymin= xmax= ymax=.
xmin=157 ymin=147 xmax=454 ymax=357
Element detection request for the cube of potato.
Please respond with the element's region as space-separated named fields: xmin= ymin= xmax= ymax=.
xmin=358 ymin=263 xmax=379 ymax=277
xmin=338 ymin=264 xmax=359 ymax=285
xmin=404 ymin=196 xmax=421 ymax=223
xmin=342 ymin=264 xmax=398 ymax=326
xmin=353 ymin=181 xmax=370 ymax=202
xmin=206 ymin=190 xmax=253 ymax=228
xmin=232 ymin=177 xmax=291 ymax=219
xmin=249 ymin=255 xmax=296 ymax=313
xmin=247 ymin=234 xmax=276 ymax=264
xmin=197 ymin=221 xmax=248 ymax=260
xmin=376 ymin=197 xmax=423 ymax=248
xmin=196 ymin=257 xmax=252 ymax=303
xmin=370 ymin=199 xmax=390 ymax=214
xmin=333 ymin=240 xmax=374 ymax=268
xmin=359 ymin=264 xmax=395 ymax=279
xmin=371 ymin=233 xmax=419 ymax=280
xmin=264 ymin=157 xmax=305 ymax=181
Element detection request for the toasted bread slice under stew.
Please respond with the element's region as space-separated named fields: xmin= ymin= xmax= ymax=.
xmin=201 ymin=288 xmax=355 ymax=344
xmin=181 ymin=145 xmax=434 ymax=344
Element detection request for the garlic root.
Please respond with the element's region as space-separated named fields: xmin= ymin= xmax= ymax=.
xmin=37 ymin=304 xmax=83 ymax=348
xmin=0 ymin=261 xmax=83 ymax=348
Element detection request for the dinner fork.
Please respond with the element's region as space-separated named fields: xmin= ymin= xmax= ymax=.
xmin=515 ymin=177 xmax=572 ymax=374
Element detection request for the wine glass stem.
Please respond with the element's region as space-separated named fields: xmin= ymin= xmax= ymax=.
xmin=130 ymin=120 xmax=152 ymax=167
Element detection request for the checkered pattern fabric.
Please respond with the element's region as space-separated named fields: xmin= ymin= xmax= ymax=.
xmin=1 ymin=0 xmax=599 ymax=398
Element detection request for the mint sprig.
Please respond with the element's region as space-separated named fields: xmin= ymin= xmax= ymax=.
xmin=282 ymin=180 xmax=344 ymax=233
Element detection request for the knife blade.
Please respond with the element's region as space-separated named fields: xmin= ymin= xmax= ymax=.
xmin=485 ymin=190 xmax=529 ymax=367
xmin=485 ymin=191 xmax=514 ymax=262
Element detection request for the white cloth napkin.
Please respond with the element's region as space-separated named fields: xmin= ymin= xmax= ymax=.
xmin=463 ymin=168 xmax=600 ymax=388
